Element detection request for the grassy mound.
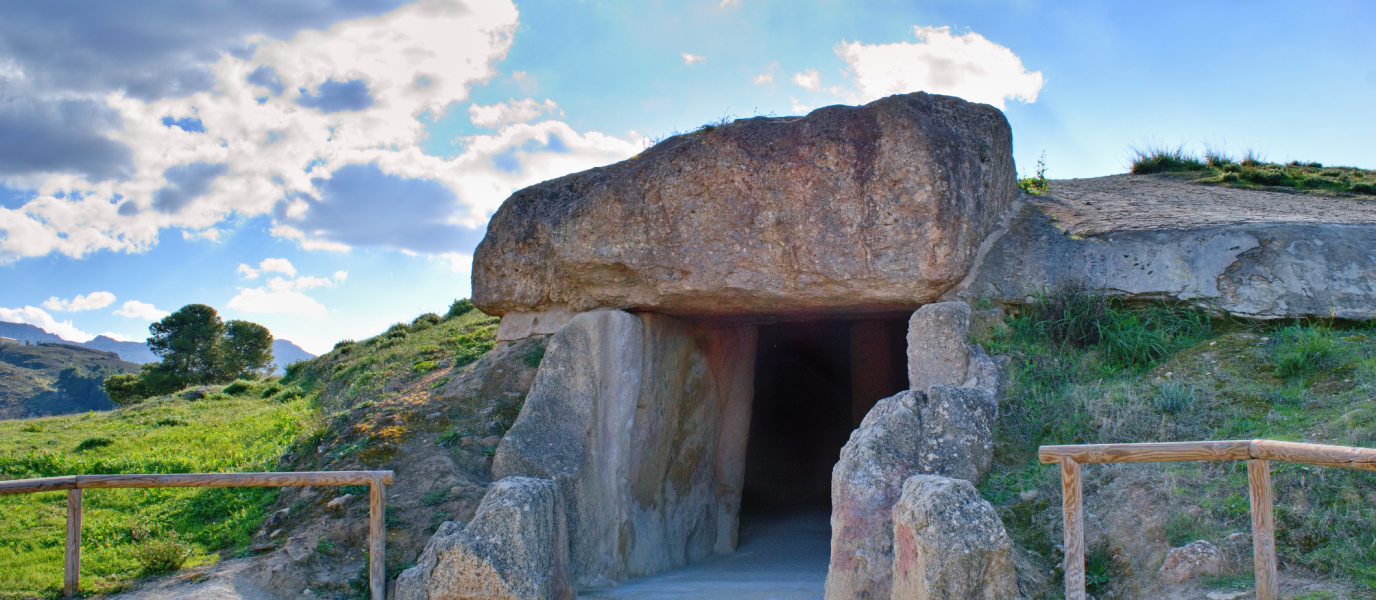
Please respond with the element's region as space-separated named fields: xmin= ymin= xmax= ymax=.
xmin=1129 ymin=146 xmax=1376 ymax=196
xmin=0 ymin=381 xmax=315 ymax=598
xmin=976 ymin=288 xmax=1376 ymax=594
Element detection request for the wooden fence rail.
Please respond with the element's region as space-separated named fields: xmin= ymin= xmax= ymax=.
xmin=0 ymin=471 xmax=394 ymax=600
xmin=1038 ymin=440 xmax=1376 ymax=600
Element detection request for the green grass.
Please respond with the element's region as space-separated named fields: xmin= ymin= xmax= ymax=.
xmin=0 ymin=385 xmax=316 ymax=598
xmin=976 ymin=288 xmax=1376 ymax=591
xmin=1017 ymin=152 xmax=1051 ymax=196
xmin=1129 ymin=145 xmax=1376 ymax=196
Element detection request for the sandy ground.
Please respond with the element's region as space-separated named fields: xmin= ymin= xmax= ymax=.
xmin=1037 ymin=174 xmax=1376 ymax=235
xmin=578 ymin=508 xmax=831 ymax=600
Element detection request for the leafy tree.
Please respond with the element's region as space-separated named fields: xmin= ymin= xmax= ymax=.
xmin=56 ymin=365 xmax=118 ymax=405
xmin=148 ymin=304 xmax=224 ymax=386
xmin=217 ymin=320 xmax=275 ymax=380
xmin=104 ymin=373 xmax=147 ymax=405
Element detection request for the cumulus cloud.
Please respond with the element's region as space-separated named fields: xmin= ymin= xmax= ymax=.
xmin=227 ymin=287 xmax=327 ymax=316
xmin=836 ymin=26 xmax=1043 ymax=108
xmin=259 ymin=257 xmax=296 ymax=277
xmin=332 ymin=270 xmax=347 ymax=282
xmin=790 ymin=97 xmax=810 ymax=114
xmin=753 ymin=62 xmax=777 ymax=84
xmin=0 ymin=306 xmax=94 ymax=342
xmin=0 ymin=0 xmax=640 ymax=263
xmin=42 ymin=291 xmax=116 ymax=312
xmin=468 ymin=98 xmax=562 ymax=128
xmin=682 ymin=53 xmax=705 ymax=65
xmin=114 ymin=300 xmax=170 ymax=320
xmin=237 ymin=263 xmax=259 ymax=278
xmin=792 ymin=69 xmax=821 ymax=91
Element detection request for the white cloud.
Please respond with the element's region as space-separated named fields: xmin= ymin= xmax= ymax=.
xmin=720 ymin=0 xmax=740 ymax=6
xmin=114 ymin=300 xmax=170 ymax=320
xmin=97 ymin=332 xmax=131 ymax=342
xmin=237 ymin=263 xmax=260 ymax=278
xmin=790 ymin=97 xmax=810 ymax=114
xmin=792 ymin=69 xmax=821 ymax=91
xmin=332 ymin=270 xmax=348 ymax=282
xmin=182 ymin=228 xmax=220 ymax=241
xmin=259 ymin=258 xmax=297 ymax=277
xmin=42 ymin=291 xmax=116 ymax=312
xmin=682 ymin=53 xmax=705 ymax=65
xmin=286 ymin=275 xmax=333 ymax=290
xmin=468 ymin=98 xmax=561 ymax=128
xmin=0 ymin=306 xmax=95 ymax=342
xmin=836 ymin=26 xmax=1044 ymax=108
xmin=0 ymin=0 xmax=642 ymax=264
xmin=753 ymin=61 xmax=776 ymax=84
xmin=227 ymin=287 xmax=327 ymax=316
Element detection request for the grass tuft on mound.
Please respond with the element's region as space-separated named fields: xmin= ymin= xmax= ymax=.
xmin=1129 ymin=145 xmax=1376 ymax=196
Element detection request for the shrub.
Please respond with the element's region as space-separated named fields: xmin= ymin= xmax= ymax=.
xmin=1130 ymin=145 xmax=1207 ymax=174
xmin=413 ymin=360 xmax=440 ymax=373
xmin=437 ymin=429 xmax=464 ymax=448
xmin=412 ymin=313 xmax=443 ymax=330
xmin=75 ymin=437 xmax=114 ymax=452
xmin=222 ymin=379 xmax=254 ymax=396
xmin=1352 ymin=182 xmax=1376 ymax=195
xmin=522 ymin=345 xmax=546 ymax=369
xmin=104 ymin=373 xmax=148 ymax=405
xmin=383 ymin=323 xmax=411 ymax=339
xmin=421 ymin=490 xmax=449 ymax=506
xmin=446 ymin=298 xmax=475 ymax=319
xmin=1017 ymin=152 xmax=1051 ymax=195
xmin=135 ymin=532 xmax=192 ymax=574
xmin=1271 ymin=326 xmax=1339 ymax=380
xmin=1152 ymin=382 xmax=1197 ymax=415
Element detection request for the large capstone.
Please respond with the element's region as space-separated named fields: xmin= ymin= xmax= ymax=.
xmin=473 ymin=92 xmax=1015 ymax=319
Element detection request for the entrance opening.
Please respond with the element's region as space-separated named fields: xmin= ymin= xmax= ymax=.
xmin=741 ymin=316 xmax=909 ymax=513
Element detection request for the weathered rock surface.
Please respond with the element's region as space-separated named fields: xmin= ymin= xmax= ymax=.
xmin=907 ymin=302 xmax=973 ymax=393
xmin=395 ymin=476 xmax=571 ymax=600
xmin=948 ymin=176 xmax=1376 ymax=320
xmin=492 ymin=310 xmax=757 ymax=588
xmin=1157 ymin=540 xmax=1223 ymax=584
xmin=890 ymin=475 xmax=1018 ymax=600
xmin=919 ymin=385 xmax=997 ymax=484
xmin=473 ymin=92 xmax=1016 ymax=318
xmin=826 ymin=391 xmax=925 ymax=600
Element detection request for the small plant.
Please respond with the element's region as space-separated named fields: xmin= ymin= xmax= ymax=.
xmin=1152 ymin=382 xmax=1196 ymax=415
xmin=421 ymin=490 xmax=449 ymax=506
xmin=75 ymin=437 xmax=114 ymax=452
xmin=413 ymin=360 xmax=440 ymax=373
xmin=383 ymin=323 xmax=411 ymax=339
xmin=437 ymin=429 xmax=465 ymax=448
xmin=316 ymin=537 xmax=336 ymax=553
xmin=135 ymin=531 xmax=192 ymax=574
xmin=1017 ymin=152 xmax=1051 ymax=195
xmin=222 ymin=379 xmax=254 ymax=396
xmin=1271 ymin=326 xmax=1339 ymax=380
xmin=1130 ymin=145 xmax=1208 ymax=174
xmin=385 ymin=505 xmax=407 ymax=529
xmin=155 ymin=417 xmax=187 ymax=427
xmin=522 ymin=345 xmax=546 ymax=369
xmin=1084 ymin=547 xmax=1113 ymax=594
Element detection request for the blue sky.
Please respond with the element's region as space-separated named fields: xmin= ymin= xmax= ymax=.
xmin=2 ymin=0 xmax=1373 ymax=354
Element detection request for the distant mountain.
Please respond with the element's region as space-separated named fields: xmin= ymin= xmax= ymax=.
xmin=0 ymin=321 xmax=316 ymax=373
xmin=272 ymin=339 xmax=314 ymax=374
xmin=81 ymin=335 xmax=159 ymax=363
xmin=0 ymin=342 xmax=140 ymax=419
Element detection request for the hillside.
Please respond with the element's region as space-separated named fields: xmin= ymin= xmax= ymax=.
xmin=0 ymin=343 xmax=140 ymax=419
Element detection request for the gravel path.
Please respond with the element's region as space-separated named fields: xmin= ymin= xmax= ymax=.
xmin=1039 ymin=174 xmax=1376 ymax=235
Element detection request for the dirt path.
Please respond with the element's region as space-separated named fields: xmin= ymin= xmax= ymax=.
xmin=1038 ymin=174 xmax=1376 ymax=235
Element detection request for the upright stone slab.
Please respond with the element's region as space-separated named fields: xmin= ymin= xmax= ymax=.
xmin=395 ymin=477 xmax=571 ymax=600
xmin=825 ymin=391 xmax=925 ymax=600
xmin=473 ymin=92 xmax=1016 ymax=319
xmin=493 ymin=310 xmax=756 ymax=589
xmin=890 ymin=475 xmax=1018 ymax=600
xmin=907 ymin=302 xmax=973 ymax=393
xmin=919 ymin=385 xmax=997 ymax=484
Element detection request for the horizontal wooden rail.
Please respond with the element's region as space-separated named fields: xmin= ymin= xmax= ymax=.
xmin=0 ymin=471 xmax=393 ymax=600
xmin=1039 ymin=439 xmax=1376 ymax=600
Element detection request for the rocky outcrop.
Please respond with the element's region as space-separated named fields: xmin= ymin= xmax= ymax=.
xmin=395 ymin=477 xmax=571 ymax=600
xmin=890 ymin=475 xmax=1018 ymax=600
xmin=1157 ymin=541 xmax=1223 ymax=584
xmin=907 ymin=302 xmax=973 ymax=394
xmin=827 ymin=391 xmax=926 ymax=600
xmin=473 ymin=92 xmax=1016 ymax=319
xmin=492 ymin=310 xmax=757 ymax=588
xmin=948 ymin=177 xmax=1376 ymax=321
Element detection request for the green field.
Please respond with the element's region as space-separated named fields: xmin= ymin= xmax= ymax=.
xmin=0 ymin=388 xmax=315 ymax=598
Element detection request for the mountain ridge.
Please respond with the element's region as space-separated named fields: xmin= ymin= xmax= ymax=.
xmin=0 ymin=322 xmax=316 ymax=373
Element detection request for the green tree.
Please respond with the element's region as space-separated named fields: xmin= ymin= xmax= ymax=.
xmin=147 ymin=304 xmax=224 ymax=387
xmin=217 ymin=320 xmax=275 ymax=380
xmin=56 ymin=365 xmax=118 ymax=406
xmin=104 ymin=373 xmax=147 ymax=405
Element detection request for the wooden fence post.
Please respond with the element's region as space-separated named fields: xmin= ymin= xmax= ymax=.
xmin=64 ymin=488 xmax=82 ymax=598
xmin=1248 ymin=459 xmax=1278 ymax=600
xmin=1062 ymin=457 xmax=1085 ymax=600
xmin=369 ymin=477 xmax=386 ymax=600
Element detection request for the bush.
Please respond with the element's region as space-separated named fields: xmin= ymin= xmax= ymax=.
xmin=104 ymin=373 xmax=148 ymax=405
xmin=413 ymin=360 xmax=440 ymax=373
xmin=1017 ymin=152 xmax=1051 ymax=196
xmin=135 ymin=532 xmax=192 ymax=574
xmin=1271 ymin=325 xmax=1339 ymax=380
xmin=445 ymin=298 xmax=475 ymax=319
xmin=1152 ymin=382 xmax=1197 ymax=415
xmin=75 ymin=437 xmax=114 ymax=452
xmin=412 ymin=313 xmax=443 ymax=330
xmin=222 ymin=380 xmax=254 ymax=396
xmin=383 ymin=323 xmax=411 ymax=339
xmin=1130 ymin=145 xmax=1207 ymax=174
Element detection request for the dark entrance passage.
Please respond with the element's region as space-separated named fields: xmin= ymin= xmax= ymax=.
xmin=741 ymin=317 xmax=909 ymax=512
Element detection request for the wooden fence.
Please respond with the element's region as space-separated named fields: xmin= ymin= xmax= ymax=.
xmin=0 ymin=471 xmax=394 ymax=600
xmin=1039 ymin=439 xmax=1376 ymax=600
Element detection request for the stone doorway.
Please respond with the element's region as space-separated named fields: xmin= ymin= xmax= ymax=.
xmin=742 ymin=317 xmax=909 ymax=512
